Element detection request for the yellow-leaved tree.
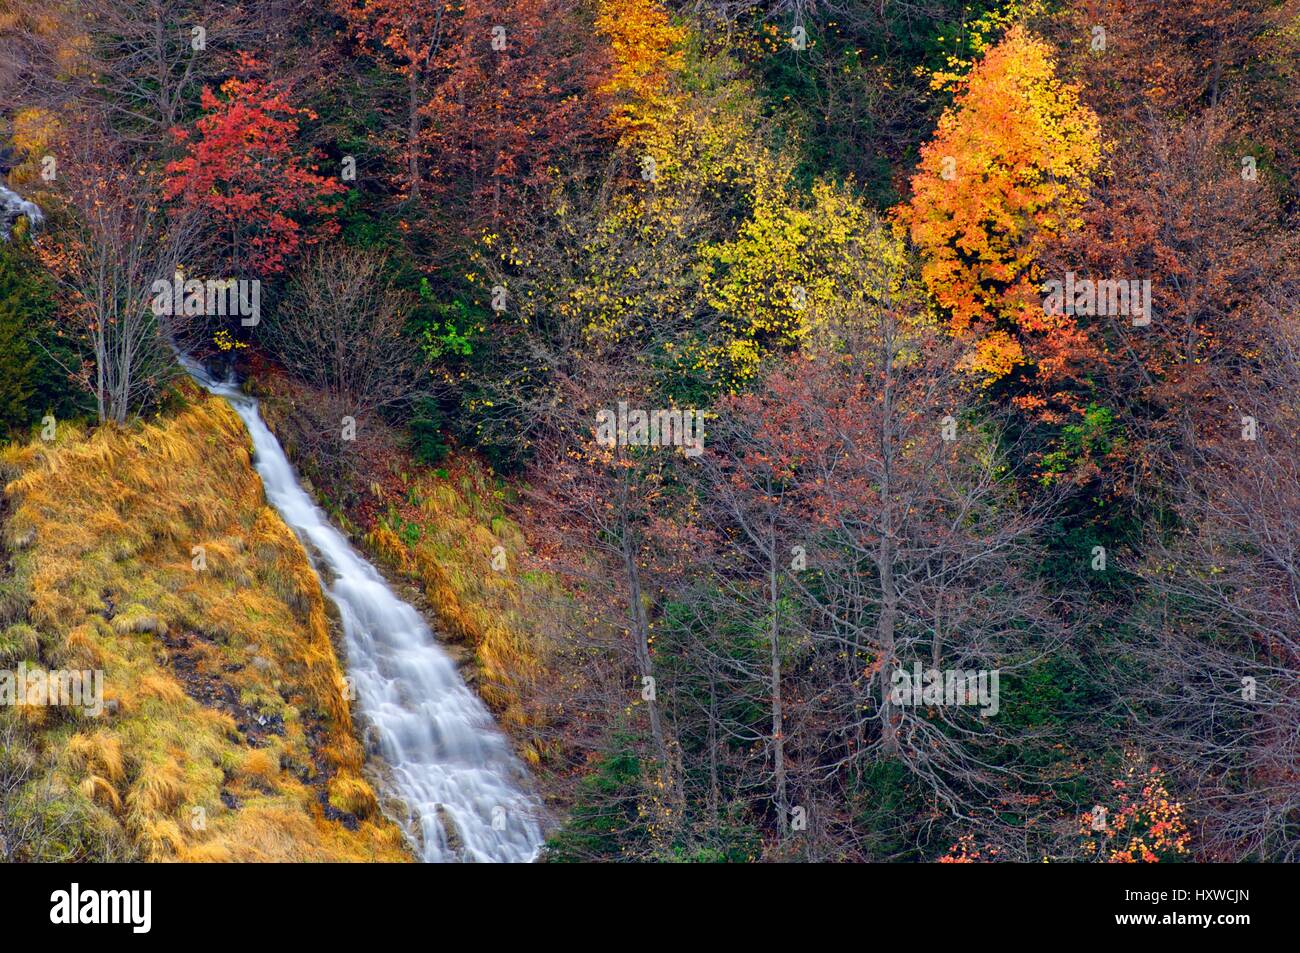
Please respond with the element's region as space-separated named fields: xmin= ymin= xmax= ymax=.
xmin=703 ymin=179 xmax=908 ymax=382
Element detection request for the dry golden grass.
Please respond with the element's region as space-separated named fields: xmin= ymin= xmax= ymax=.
xmin=327 ymin=770 xmax=380 ymax=817
xmin=63 ymin=729 xmax=125 ymax=783
xmin=0 ymin=622 xmax=39 ymax=664
xmin=0 ymin=386 xmax=409 ymax=861
xmin=364 ymin=460 xmax=570 ymax=764
xmin=249 ymin=369 xmax=579 ymax=771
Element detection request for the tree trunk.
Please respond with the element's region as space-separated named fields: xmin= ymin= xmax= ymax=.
xmin=877 ymin=523 xmax=899 ymax=756
xmin=622 ymin=525 xmax=666 ymax=766
xmin=768 ymin=512 xmax=789 ymax=831
xmin=877 ymin=326 xmax=900 ymax=756
xmin=407 ymin=64 xmax=421 ymax=199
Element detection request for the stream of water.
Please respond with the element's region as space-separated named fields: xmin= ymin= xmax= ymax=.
xmin=179 ymin=356 xmax=544 ymax=862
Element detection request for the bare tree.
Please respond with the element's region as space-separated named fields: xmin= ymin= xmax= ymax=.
xmin=0 ymin=0 xmax=249 ymax=148
xmin=46 ymin=124 xmax=195 ymax=425
xmin=255 ymin=245 xmax=427 ymax=494
xmin=1125 ymin=314 xmax=1300 ymax=861
xmin=83 ymin=0 xmax=248 ymax=145
xmin=263 ymin=245 xmax=424 ymax=418
xmin=678 ymin=250 xmax=1067 ymax=857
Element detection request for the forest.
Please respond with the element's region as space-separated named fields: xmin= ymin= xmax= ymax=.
xmin=0 ymin=0 xmax=1297 ymax=864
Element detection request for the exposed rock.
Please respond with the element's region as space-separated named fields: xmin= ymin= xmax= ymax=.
xmin=435 ymin=804 xmax=466 ymax=860
xmin=161 ymin=630 xmax=284 ymax=745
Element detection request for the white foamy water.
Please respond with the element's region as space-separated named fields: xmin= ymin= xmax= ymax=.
xmin=0 ymin=182 xmax=44 ymax=242
xmin=180 ymin=356 xmax=543 ymax=862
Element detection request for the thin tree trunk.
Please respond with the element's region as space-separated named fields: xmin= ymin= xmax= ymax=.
xmin=623 ymin=526 xmax=666 ymax=765
xmin=616 ymin=465 xmax=667 ymax=773
xmin=707 ymin=670 xmax=720 ymax=828
xmin=877 ymin=325 xmax=900 ymax=756
xmin=878 ymin=521 xmax=899 ymax=756
xmin=768 ymin=505 xmax=789 ymax=830
xmin=407 ymin=58 xmax=421 ymax=199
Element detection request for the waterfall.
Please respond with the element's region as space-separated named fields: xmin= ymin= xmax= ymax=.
xmin=0 ymin=182 xmax=43 ymax=242
xmin=178 ymin=356 xmax=544 ymax=862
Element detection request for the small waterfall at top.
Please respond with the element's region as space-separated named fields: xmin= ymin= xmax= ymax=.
xmin=177 ymin=354 xmax=544 ymax=862
xmin=0 ymin=181 xmax=44 ymax=242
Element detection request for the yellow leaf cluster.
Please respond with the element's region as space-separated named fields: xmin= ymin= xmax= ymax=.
xmin=704 ymin=178 xmax=907 ymax=382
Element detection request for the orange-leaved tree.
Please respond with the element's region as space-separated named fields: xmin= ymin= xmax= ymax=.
xmin=1079 ymin=754 xmax=1191 ymax=863
xmin=594 ymin=0 xmax=684 ymax=142
xmin=896 ymin=26 xmax=1101 ymax=387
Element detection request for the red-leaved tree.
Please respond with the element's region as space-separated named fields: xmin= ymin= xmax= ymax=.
xmin=420 ymin=0 xmax=611 ymax=236
xmin=163 ymin=54 xmax=345 ymax=277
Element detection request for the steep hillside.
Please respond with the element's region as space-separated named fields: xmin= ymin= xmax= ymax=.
xmin=0 ymin=385 xmax=408 ymax=860
xmin=250 ymin=369 xmax=587 ymax=773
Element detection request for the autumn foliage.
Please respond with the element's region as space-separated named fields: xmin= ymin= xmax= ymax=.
xmin=423 ymin=0 xmax=612 ymax=233
xmin=897 ymin=26 xmax=1101 ymax=386
xmin=1079 ymin=755 xmax=1191 ymax=863
xmin=163 ymin=55 xmax=344 ymax=276
xmin=595 ymin=0 xmax=684 ymax=140
xmin=7 ymin=0 xmax=1300 ymax=867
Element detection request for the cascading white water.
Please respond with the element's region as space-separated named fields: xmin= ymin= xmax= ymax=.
xmin=0 ymin=182 xmax=44 ymax=242
xmin=180 ymin=357 xmax=544 ymax=862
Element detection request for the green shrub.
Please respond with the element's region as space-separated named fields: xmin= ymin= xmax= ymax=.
xmin=408 ymin=396 xmax=448 ymax=465
xmin=0 ymin=242 xmax=81 ymax=435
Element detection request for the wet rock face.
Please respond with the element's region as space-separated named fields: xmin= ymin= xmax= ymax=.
xmin=0 ymin=182 xmax=43 ymax=241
